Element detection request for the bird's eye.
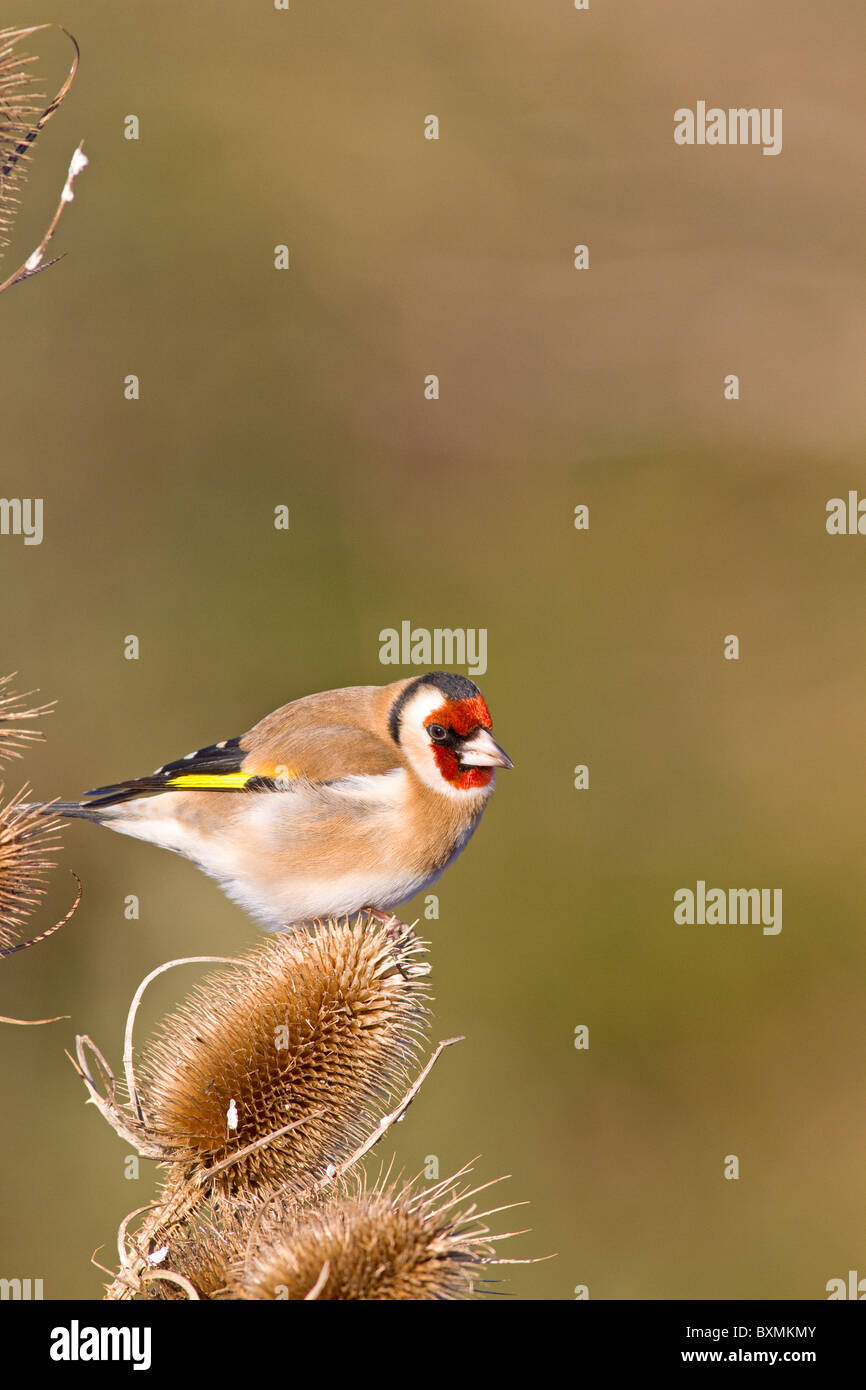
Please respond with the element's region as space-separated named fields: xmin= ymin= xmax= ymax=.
xmin=427 ymin=724 xmax=448 ymax=743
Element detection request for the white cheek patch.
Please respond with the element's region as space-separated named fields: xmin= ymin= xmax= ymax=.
xmin=401 ymin=687 xmax=452 ymax=724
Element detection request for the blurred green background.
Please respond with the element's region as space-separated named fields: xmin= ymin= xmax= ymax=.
xmin=1 ymin=0 xmax=864 ymax=1300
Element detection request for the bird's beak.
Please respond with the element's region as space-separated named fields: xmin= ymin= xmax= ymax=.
xmin=459 ymin=728 xmax=514 ymax=769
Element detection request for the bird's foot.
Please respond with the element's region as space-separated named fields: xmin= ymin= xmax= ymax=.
xmin=362 ymin=905 xmax=401 ymax=929
xmin=361 ymin=906 xmax=412 ymax=978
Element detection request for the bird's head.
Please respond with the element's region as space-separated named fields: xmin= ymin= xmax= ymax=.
xmin=389 ymin=672 xmax=513 ymax=797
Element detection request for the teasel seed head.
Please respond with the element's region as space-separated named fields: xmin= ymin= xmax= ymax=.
xmin=0 ymin=27 xmax=84 ymax=296
xmin=138 ymin=1164 xmax=522 ymax=1301
xmin=138 ymin=917 xmax=431 ymax=1196
xmin=0 ymin=28 xmax=47 ymax=253
xmin=231 ymin=1168 xmax=511 ymax=1301
xmin=0 ymin=783 xmax=62 ymax=952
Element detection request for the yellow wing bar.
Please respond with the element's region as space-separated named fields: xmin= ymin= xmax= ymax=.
xmin=164 ymin=768 xmax=298 ymax=791
xmin=164 ymin=773 xmax=253 ymax=790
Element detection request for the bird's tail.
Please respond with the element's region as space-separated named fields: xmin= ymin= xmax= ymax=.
xmin=17 ymin=799 xmax=106 ymax=824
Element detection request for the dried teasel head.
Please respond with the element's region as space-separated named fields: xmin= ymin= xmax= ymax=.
xmin=0 ymin=679 xmax=78 ymax=976
xmin=0 ymin=783 xmax=63 ymax=953
xmin=138 ymin=1166 xmax=525 ymax=1301
xmin=228 ymin=1167 xmax=519 ymax=1301
xmin=0 ymin=26 xmax=48 ymax=252
xmin=137 ymin=917 xmax=431 ymax=1196
xmin=0 ymin=673 xmax=54 ymax=767
xmin=0 ymin=27 xmax=84 ymax=295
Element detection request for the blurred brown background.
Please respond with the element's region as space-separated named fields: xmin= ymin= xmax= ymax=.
xmin=1 ymin=0 xmax=864 ymax=1300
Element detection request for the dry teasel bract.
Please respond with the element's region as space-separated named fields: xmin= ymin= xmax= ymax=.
xmin=0 ymin=671 xmax=54 ymax=766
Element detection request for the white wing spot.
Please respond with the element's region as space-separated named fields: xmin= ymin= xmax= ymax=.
xmin=216 ymin=740 xmax=227 ymax=749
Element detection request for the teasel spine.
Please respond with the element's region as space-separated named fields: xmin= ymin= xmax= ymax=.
xmin=0 ymin=672 xmax=55 ymax=766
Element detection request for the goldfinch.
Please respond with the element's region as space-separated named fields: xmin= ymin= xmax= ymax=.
xmin=40 ymin=672 xmax=512 ymax=927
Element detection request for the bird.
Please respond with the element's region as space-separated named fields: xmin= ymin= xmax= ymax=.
xmin=34 ymin=672 xmax=513 ymax=928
